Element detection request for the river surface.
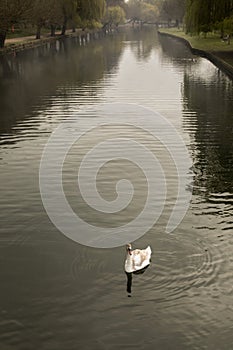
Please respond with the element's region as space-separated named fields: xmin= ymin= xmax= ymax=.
xmin=0 ymin=28 xmax=233 ymax=350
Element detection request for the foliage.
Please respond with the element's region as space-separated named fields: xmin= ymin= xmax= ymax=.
xmin=77 ymin=0 xmax=106 ymax=21
xmin=0 ymin=0 xmax=107 ymax=47
xmin=127 ymin=0 xmax=141 ymax=22
xmin=59 ymin=0 xmax=78 ymax=34
xmin=223 ymin=16 xmax=233 ymax=35
xmin=0 ymin=0 xmax=33 ymax=47
xmin=141 ymin=3 xmax=159 ymax=23
xmin=127 ymin=0 xmax=159 ymax=23
xmin=161 ymin=0 xmax=185 ymax=25
xmin=31 ymin=0 xmax=63 ymax=39
xmin=104 ymin=6 xmax=126 ymax=27
xmin=185 ymin=0 xmax=233 ymax=36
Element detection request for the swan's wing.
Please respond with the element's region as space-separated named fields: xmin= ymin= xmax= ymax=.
xmin=144 ymin=246 xmax=152 ymax=260
xmin=132 ymin=247 xmax=152 ymax=271
xmin=125 ymin=246 xmax=152 ymax=273
xmin=133 ymin=252 xmax=142 ymax=267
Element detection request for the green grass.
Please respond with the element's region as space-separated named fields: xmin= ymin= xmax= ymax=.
xmin=6 ymin=30 xmax=35 ymax=39
xmin=6 ymin=27 xmax=53 ymax=40
xmin=159 ymin=27 xmax=233 ymax=52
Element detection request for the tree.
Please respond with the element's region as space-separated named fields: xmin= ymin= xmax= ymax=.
xmin=104 ymin=6 xmax=126 ymax=27
xmin=59 ymin=0 xmax=77 ymax=35
xmin=47 ymin=0 xmax=63 ymax=36
xmin=185 ymin=0 xmax=211 ymax=34
xmin=185 ymin=0 xmax=233 ymax=35
xmin=77 ymin=0 xmax=106 ymax=22
xmin=127 ymin=0 xmax=159 ymax=24
xmin=161 ymin=0 xmax=185 ymax=27
xmin=127 ymin=0 xmax=142 ymax=23
xmin=76 ymin=0 xmax=106 ymax=30
xmin=32 ymin=0 xmax=50 ymax=39
xmin=212 ymin=0 xmax=233 ymax=24
xmin=141 ymin=2 xmax=159 ymax=23
xmin=0 ymin=0 xmax=33 ymax=48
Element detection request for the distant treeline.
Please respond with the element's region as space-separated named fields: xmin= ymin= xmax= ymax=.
xmin=127 ymin=0 xmax=233 ymax=37
xmin=0 ymin=0 xmax=232 ymax=49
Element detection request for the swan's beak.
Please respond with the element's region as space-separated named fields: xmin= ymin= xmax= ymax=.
xmin=128 ymin=248 xmax=132 ymax=255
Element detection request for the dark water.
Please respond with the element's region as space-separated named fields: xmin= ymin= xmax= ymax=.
xmin=0 ymin=28 xmax=233 ymax=350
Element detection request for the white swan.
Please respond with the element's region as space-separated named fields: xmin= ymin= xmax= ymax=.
xmin=124 ymin=243 xmax=152 ymax=274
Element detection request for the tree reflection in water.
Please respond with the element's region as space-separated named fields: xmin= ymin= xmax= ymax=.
xmin=0 ymin=31 xmax=124 ymax=134
xmin=182 ymin=65 xmax=233 ymax=196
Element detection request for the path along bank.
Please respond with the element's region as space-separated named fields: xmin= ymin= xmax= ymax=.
xmin=158 ymin=30 xmax=233 ymax=80
xmin=0 ymin=28 xmax=109 ymax=57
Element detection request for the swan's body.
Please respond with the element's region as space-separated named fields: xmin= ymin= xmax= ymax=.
xmin=125 ymin=244 xmax=152 ymax=274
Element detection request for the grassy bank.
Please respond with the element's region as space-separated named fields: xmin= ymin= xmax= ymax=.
xmin=159 ymin=28 xmax=233 ymax=52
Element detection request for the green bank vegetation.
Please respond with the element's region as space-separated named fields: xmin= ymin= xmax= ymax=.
xmin=185 ymin=0 xmax=233 ymax=40
xmin=159 ymin=28 xmax=233 ymax=52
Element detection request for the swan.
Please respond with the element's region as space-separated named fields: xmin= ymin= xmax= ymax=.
xmin=124 ymin=243 xmax=152 ymax=295
xmin=125 ymin=243 xmax=152 ymax=273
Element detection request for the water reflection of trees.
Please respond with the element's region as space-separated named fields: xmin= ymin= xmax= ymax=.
xmin=159 ymin=34 xmax=196 ymax=66
xmin=0 ymin=32 xmax=124 ymax=134
xmin=158 ymin=33 xmax=233 ymax=195
xmin=182 ymin=69 xmax=233 ymax=195
xmin=127 ymin=26 xmax=159 ymax=61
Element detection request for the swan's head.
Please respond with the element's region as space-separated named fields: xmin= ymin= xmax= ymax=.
xmin=126 ymin=243 xmax=132 ymax=255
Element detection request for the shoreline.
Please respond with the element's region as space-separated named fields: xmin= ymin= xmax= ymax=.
xmin=158 ymin=30 xmax=233 ymax=80
xmin=2 ymin=27 xmax=233 ymax=81
xmin=0 ymin=28 xmax=106 ymax=57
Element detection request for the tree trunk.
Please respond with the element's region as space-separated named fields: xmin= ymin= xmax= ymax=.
xmin=0 ymin=30 xmax=6 ymax=48
xmin=61 ymin=18 xmax=67 ymax=35
xmin=50 ymin=25 xmax=56 ymax=37
xmin=36 ymin=25 xmax=41 ymax=39
xmin=220 ymin=24 xmax=224 ymax=39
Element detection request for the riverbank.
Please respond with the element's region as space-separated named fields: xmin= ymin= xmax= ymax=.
xmin=158 ymin=28 xmax=233 ymax=79
xmin=0 ymin=28 xmax=103 ymax=56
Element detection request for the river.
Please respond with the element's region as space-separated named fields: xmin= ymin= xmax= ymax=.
xmin=0 ymin=27 xmax=233 ymax=350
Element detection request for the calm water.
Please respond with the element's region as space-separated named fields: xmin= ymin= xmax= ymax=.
xmin=0 ymin=28 xmax=233 ymax=350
